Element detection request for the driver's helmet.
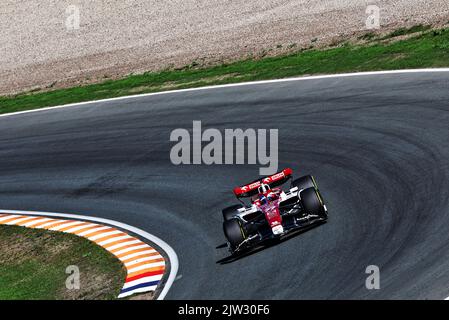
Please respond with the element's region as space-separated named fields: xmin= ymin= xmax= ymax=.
xmin=259 ymin=194 xmax=268 ymax=205
xmin=258 ymin=183 xmax=271 ymax=194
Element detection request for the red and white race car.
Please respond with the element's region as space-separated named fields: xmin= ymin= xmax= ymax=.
xmin=222 ymin=168 xmax=328 ymax=254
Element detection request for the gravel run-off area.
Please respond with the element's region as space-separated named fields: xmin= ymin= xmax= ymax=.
xmin=1 ymin=0 xmax=449 ymax=95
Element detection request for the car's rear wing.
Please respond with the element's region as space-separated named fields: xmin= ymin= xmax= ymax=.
xmin=233 ymin=168 xmax=293 ymax=198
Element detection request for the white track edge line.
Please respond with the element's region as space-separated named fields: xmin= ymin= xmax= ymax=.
xmin=0 ymin=209 xmax=178 ymax=300
xmin=2 ymin=68 xmax=449 ymax=119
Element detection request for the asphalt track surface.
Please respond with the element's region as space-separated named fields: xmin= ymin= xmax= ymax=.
xmin=1 ymin=71 xmax=449 ymax=299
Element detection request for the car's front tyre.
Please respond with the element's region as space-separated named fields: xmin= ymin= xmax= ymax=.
xmin=223 ymin=218 xmax=246 ymax=251
xmin=222 ymin=204 xmax=243 ymax=221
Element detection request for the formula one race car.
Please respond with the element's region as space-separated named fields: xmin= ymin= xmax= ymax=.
xmin=222 ymin=168 xmax=328 ymax=255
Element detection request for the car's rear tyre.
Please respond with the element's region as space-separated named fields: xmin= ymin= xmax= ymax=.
xmin=223 ymin=218 xmax=246 ymax=250
xmin=292 ymin=175 xmax=317 ymax=191
xmin=222 ymin=204 xmax=243 ymax=221
xmin=293 ymin=175 xmax=326 ymax=204
xmin=301 ymin=187 xmax=326 ymax=218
